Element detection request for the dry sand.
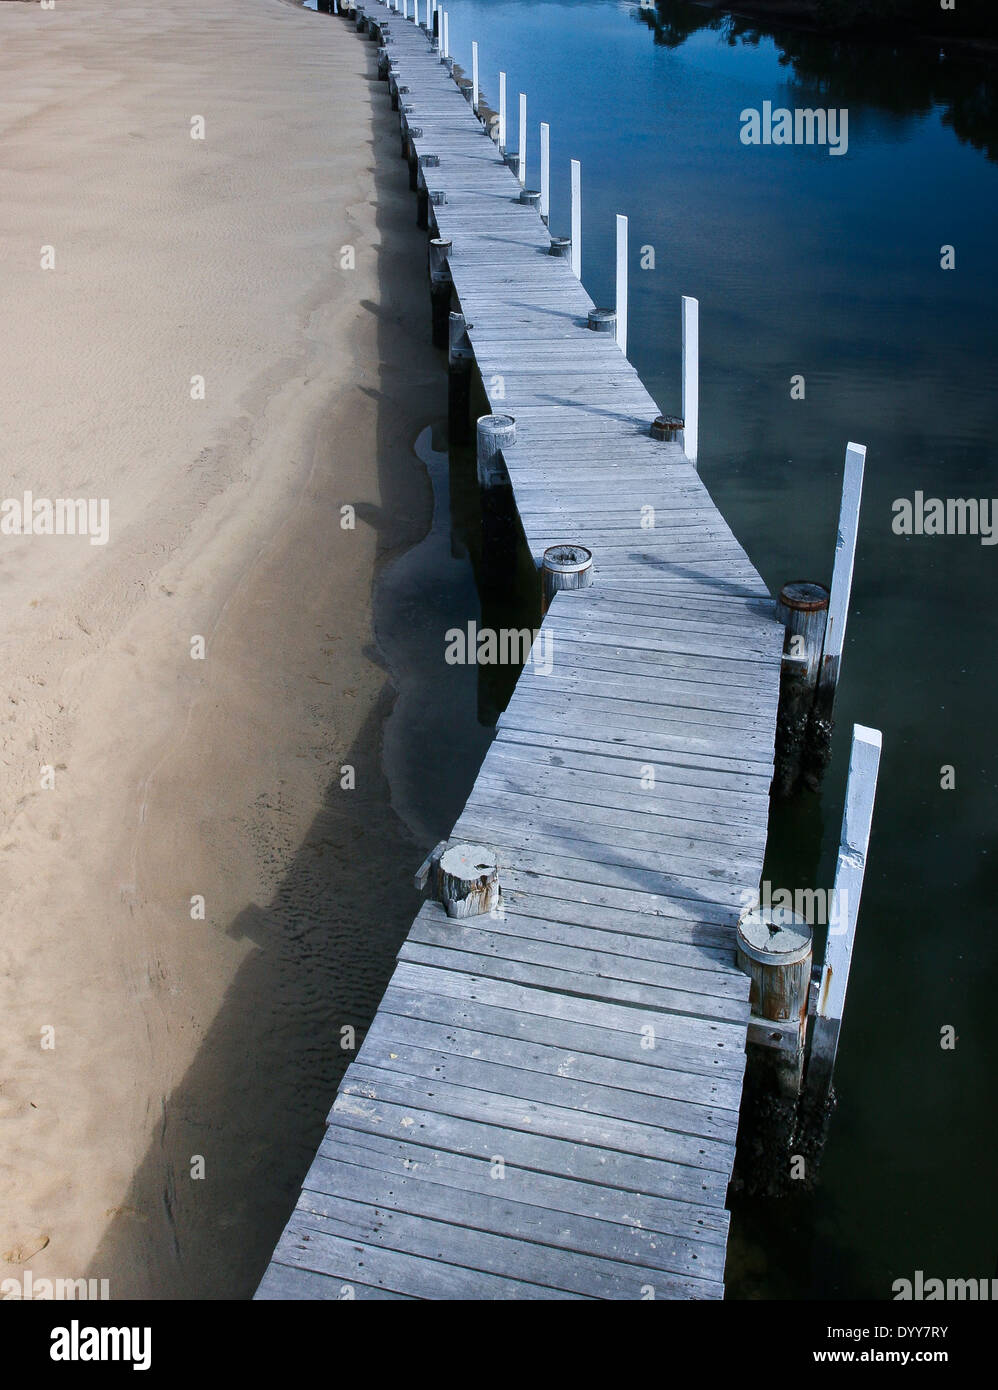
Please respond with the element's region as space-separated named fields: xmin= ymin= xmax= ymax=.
xmin=0 ymin=0 xmax=440 ymax=1297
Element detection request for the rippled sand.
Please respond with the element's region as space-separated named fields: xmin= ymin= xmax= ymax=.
xmin=0 ymin=0 xmax=438 ymax=1297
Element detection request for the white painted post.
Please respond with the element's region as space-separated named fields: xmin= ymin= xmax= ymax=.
xmin=443 ymin=9 xmax=449 ymax=59
xmin=570 ymin=159 xmax=581 ymax=280
xmin=615 ymin=214 xmax=628 ymax=356
xmin=540 ymin=123 xmax=550 ymax=224
xmin=803 ymin=441 xmax=867 ymax=786
xmin=822 ymin=442 xmax=866 ymax=706
xmin=472 ymin=40 xmax=479 ymax=114
xmin=807 ymin=723 xmax=883 ymax=1103
xmin=518 ymin=93 xmax=527 ymax=186
xmin=681 ymin=295 xmax=699 ymax=466
xmin=499 ymin=71 xmax=507 ymax=151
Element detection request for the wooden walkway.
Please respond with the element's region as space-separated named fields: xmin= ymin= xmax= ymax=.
xmin=256 ymin=2 xmax=783 ymax=1300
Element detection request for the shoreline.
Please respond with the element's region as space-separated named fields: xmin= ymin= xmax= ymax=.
xmin=1 ymin=0 xmax=439 ymax=1298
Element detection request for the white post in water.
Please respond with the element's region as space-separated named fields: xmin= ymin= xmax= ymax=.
xmin=498 ymin=71 xmax=507 ymax=151
xmin=518 ymin=93 xmax=527 ymax=186
xmin=443 ymin=10 xmax=450 ymax=58
xmin=807 ymin=723 xmax=883 ymax=1106
xmin=472 ymin=40 xmax=479 ymax=113
xmin=570 ymin=159 xmax=581 ymax=280
xmin=822 ymin=442 xmax=866 ymax=710
xmin=615 ymin=214 xmax=628 ymax=355
xmin=681 ymin=294 xmax=699 ymax=466
xmin=540 ymin=122 xmax=550 ymax=224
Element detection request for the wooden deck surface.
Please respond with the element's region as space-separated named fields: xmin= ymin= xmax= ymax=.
xmin=256 ymin=2 xmax=783 ymax=1301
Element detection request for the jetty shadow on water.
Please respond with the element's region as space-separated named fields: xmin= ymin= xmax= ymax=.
xmin=85 ymin=34 xmax=474 ymax=1300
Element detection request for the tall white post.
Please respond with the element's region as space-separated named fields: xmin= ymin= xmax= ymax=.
xmin=443 ymin=10 xmax=449 ymax=59
xmin=807 ymin=723 xmax=883 ymax=1102
xmin=540 ymin=122 xmax=550 ymax=224
xmin=472 ymin=40 xmax=479 ymax=114
xmin=518 ymin=93 xmax=527 ymax=186
xmin=498 ymin=71 xmax=507 ymax=151
xmin=615 ymin=214 xmax=628 ymax=355
xmin=570 ymin=159 xmax=581 ymax=280
xmin=821 ymin=442 xmax=866 ymax=705
xmin=681 ymin=295 xmax=699 ymax=466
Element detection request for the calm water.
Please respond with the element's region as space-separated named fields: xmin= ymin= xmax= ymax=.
xmin=383 ymin=0 xmax=998 ymax=1299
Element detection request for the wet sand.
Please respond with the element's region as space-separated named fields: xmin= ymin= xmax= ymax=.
xmin=0 ymin=0 xmax=440 ymax=1297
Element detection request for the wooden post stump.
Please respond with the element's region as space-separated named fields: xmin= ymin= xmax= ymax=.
xmin=518 ymin=189 xmax=541 ymax=209
xmin=477 ymin=414 xmax=517 ymax=596
xmin=477 ymin=413 xmax=515 ymax=491
xmin=541 ymin=543 xmax=593 ymax=613
xmin=448 ymin=311 xmax=473 ymax=445
xmin=416 ymin=153 xmax=439 ymax=230
xmin=428 ymin=238 xmax=452 ymax=349
xmin=436 ymin=843 xmax=500 ymax=918
xmin=651 ymin=414 xmax=683 ymax=442
xmin=774 ymin=581 xmax=829 ymax=798
xmin=587 ymin=307 xmax=616 ymax=334
xmin=406 ymin=127 xmax=423 ymax=187
xmin=734 ymin=905 xmax=812 ymax=1196
xmin=549 ymin=236 xmax=571 ymax=259
xmin=737 ymin=904 xmax=812 ymax=1099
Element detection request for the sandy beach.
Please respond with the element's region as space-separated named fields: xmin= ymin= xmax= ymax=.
xmin=0 ymin=0 xmax=439 ymax=1297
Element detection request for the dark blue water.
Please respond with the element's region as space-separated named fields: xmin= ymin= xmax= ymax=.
xmin=407 ymin=0 xmax=998 ymax=1299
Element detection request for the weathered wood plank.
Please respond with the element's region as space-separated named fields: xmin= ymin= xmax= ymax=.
xmin=259 ymin=0 xmax=781 ymax=1302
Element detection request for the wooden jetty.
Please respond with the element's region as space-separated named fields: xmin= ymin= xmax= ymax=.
xmin=256 ymin=1 xmax=786 ymax=1300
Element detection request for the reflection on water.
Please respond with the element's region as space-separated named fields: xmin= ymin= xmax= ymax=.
xmin=638 ymin=0 xmax=998 ymax=161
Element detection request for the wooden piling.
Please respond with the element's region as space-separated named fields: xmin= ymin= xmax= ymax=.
xmin=428 ymin=237 xmax=452 ymax=349
xmin=651 ymin=414 xmax=683 ymax=442
xmin=737 ymin=906 xmax=812 ymax=1092
xmin=435 ymin=843 xmax=500 ymax=919
xmin=541 ymin=543 xmax=593 ymax=612
xmin=587 ymin=307 xmax=616 ymax=334
xmin=549 ymin=236 xmax=571 ymax=259
xmin=406 ymin=126 xmax=423 ymax=186
xmin=774 ymin=581 xmax=829 ymax=799
xmin=477 ymin=413 xmax=516 ymax=491
xmin=416 ymin=152 xmax=439 ymax=229
xmin=448 ymin=311 xmax=473 ymax=444
xmin=735 ymin=905 xmax=812 ymax=1193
